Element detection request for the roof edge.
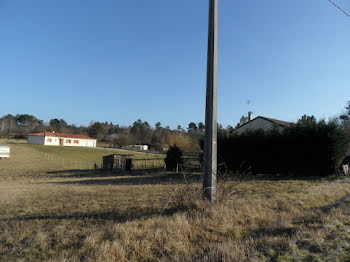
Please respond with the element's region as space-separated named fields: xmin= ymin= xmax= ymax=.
xmin=28 ymin=132 xmax=96 ymax=140
xmin=235 ymin=116 xmax=293 ymax=130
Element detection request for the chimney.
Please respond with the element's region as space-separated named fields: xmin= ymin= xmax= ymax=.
xmin=248 ymin=111 xmax=253 ymax=121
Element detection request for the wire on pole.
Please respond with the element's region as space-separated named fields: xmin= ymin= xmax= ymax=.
xmin=328 ymin=0 xmax=350 ymax=17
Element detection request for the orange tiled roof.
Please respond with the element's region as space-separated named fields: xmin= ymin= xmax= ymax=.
xmin=28 ymin=132 xmax=96 ymax=140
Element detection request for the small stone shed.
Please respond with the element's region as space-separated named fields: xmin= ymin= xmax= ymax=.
xmin=103 ymin=154 xmax=134 ymax=172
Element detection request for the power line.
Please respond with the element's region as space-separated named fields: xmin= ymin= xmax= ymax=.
xmin=328 ymin=0 xmax=350 ymax=17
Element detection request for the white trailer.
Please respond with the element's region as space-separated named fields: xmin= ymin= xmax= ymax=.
xmin=0 ymin=146 xmax=10 ymax=159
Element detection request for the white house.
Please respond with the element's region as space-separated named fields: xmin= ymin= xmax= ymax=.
xmin=28 ymin=132 xmax=97 ymax=147
xmin=132 ymin=145 xmax=149 ymax=151
xmin=234 ymin=113 xmax=293 ymax=135
xmin=0 ymin=146 xmax=10 ymax=159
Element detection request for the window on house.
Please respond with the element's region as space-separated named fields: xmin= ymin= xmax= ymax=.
xmin=47 ymin=138 xmax=52 ymax=142
xmin=66 ymin=139 xmax=71 ymax=143
xmin=74 ymin=140 xmax=79 ymax=144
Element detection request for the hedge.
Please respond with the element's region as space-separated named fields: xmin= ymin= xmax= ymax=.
xmin=217 ymin=121 xmax=350 ymax=176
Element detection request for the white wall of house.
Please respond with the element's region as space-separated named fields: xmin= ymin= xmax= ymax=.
xmin=28 ymin=136 xmax=96 ymax=147
xmin=43 ymin=136 xmax=60 ymax=146
xmin=235 ymin=118 xmax=275 ymax=134
xmin=59 ymin=138 xmax=96 ymax=147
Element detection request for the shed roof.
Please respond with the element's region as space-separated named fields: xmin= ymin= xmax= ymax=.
xmin=28 ymin=132 xmax=96 ymax=140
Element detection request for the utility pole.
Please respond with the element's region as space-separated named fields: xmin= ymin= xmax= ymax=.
xmin=203 ymin=0 xmax=218 ymax=202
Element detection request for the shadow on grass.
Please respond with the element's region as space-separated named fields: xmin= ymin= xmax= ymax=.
xmin=220 ymin=173 xmax=346 ymax=183
xmin=49 ymin=171 xmax=201 ymax=186
xmin=46 ymin=168 xmax=343 ymax=187
xmin=48 ymin=169 xmax=102 ymax=178
xmin=48 ymin=168 xmax=166 ymax=178
xmin=0 ymin=206 xmax=189 ymax=223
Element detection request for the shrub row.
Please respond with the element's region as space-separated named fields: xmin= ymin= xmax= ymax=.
xmin=218 ymin=121 xmax=350 ymax=176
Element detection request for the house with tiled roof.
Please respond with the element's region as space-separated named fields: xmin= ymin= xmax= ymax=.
xmin=28 ymin=132 xmax=97 ymax=147
xmin=234 ymin=112 xmax=293 ymax=135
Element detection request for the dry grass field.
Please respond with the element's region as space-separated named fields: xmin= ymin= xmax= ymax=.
xmin=0 ymin=143 xmax=350 ymax=261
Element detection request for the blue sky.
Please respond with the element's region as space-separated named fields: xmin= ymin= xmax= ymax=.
xmin=0 ymin=0 xmax=349 ymax=128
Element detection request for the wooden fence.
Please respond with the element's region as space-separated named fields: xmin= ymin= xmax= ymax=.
xmin=132 ymin=158 xmax=165 ymax=170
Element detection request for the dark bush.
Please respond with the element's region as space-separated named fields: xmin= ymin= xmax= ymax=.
xmin=165 ymin=145 xmax=184 ymax=171
xmin=218 ymin=120 xmax=350 ymax=176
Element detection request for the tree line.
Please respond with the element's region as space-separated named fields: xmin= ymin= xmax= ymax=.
xmin=1 ymin=101 xmax=349 ymax=154
xmin=0 ymin=114 xmax=212 ymax=152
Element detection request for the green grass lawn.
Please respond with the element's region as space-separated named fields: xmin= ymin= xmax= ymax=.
xmin=26 ymin=143 xmax=163 ymax=160
xmin=1 ymin=140 xmax=165 ymax=170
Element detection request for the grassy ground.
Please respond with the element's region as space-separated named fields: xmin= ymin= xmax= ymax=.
xmin=0 ymin=140 xmax=164 ymax=170
xmin=0 ymin=143 xmax=349 ymax=261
